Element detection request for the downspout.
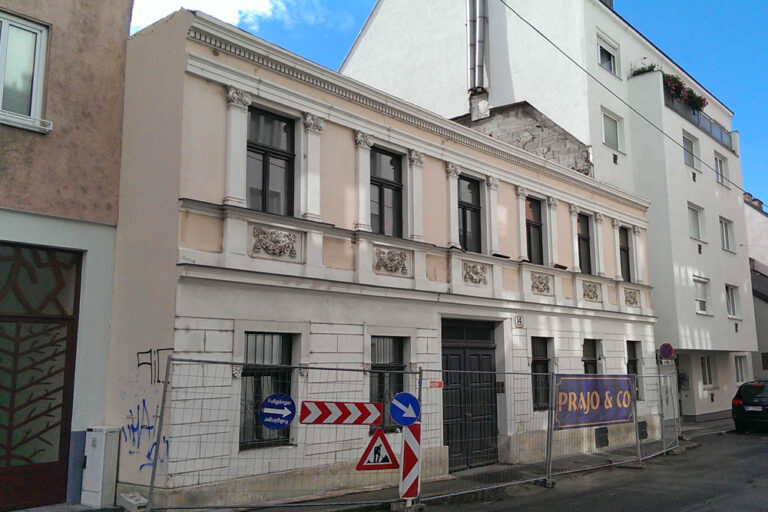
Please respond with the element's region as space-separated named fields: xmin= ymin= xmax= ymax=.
xmin=467 ymin=0 xmax=476 ymax=90
xmin=473 ymin=0 xmax=486 ymax=92
xmin=468 ymin=0 xmax=489 ymax=121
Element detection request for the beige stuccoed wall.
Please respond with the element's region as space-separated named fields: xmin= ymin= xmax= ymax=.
xmin=323 ymin=236 xmax=356 ymax=270
xmin=497 ymin=181 xmax=518 ymax=257
xmin=179 ymin=212 xmax=223 ymax=253
xmin=562 ymin=275 xmax=574 ymax=299
xmin=638 ymin=228 xmax=648 ymax=283
xmin=426 ymin=254 xmax=449 ymax=282
xmin=422 ymin=156 xmax=449 ymax=247
xmin=603 ymin=219 xmax=617 ymax=279
xmin=321 ymin=121 xmax=357 ymax=229
xmin=555 ymin=202 xmax=572 ymax=267
xmin=180 ymin=77 xmax=227 ymax=203
xmin=502 ymin=267 xmax=519 ymax=291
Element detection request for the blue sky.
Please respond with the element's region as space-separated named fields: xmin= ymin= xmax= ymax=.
xmin=131 ymin=0 xmax=766 ymax=200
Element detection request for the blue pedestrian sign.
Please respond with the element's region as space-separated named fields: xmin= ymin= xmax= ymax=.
xmin=389 ymin=392 xmax=420 ymax=427
xmin=259 ymin=393 xmax=296 ymax=430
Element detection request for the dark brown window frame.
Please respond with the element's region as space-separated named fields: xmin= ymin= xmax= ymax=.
xmin=458 ymin=175 xmax=482 ymax=253
xmin=246 ymin=108 xmax=295 ymax=216
xmin=370 ymin=147 xmax=403 ymax=238
xmin=526 ymin=198 xmax=544 ymax=265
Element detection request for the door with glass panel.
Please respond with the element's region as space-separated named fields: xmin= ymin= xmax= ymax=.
xmin=0 ymin=243 xmax=81 ymax=511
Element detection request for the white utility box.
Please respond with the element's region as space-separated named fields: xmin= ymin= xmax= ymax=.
xmin=81 ymin=426 xmax=120 ymax=507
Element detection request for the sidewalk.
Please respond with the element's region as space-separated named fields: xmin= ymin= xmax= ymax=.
xmin=680 ymin=417 xmax=733 ymax=438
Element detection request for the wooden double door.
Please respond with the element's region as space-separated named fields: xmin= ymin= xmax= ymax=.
xmin=441 ymin=320 xmax=498 ymax=472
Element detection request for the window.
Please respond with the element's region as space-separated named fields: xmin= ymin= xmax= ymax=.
xmin=526 ymin=198 xmax=544 ymax=264
xmin=458 ymin=176 xmax=482 ymax=253
xmin=694 ymin=277 xmax=708 ymax=314
xmin=370 ymin=336 xmax=405 ymax=432
xmin=688 ymin=205 xmax=702 ymax=239
xmin=240 ymin=332 xmax=292 ymax=449
xmin=370 ymin=148 xmax=403 ymax=237
xmin=700 ymin=356 xmax=714 ymax=386
xmin=247 ymin=108 xmax=295 ymax=215
xmin=735 ymin=355 xmax=747 ymax=383
xmin=726 ymin=284 xmax=739 ymax=317
xmin=626 ymin=340 xmax=643 ymax=400
xmin=720 ymin=218 xmax=733 ymax=251
xmin=0 ymin=11 xmax=48 ymax=122
xmin=762 ymin=353 xmax=768 ymax=371
xmin=583 ymin=339 xmax=599 ymax=374
xmin=602 ymin=112 xmax=619 ymax=150
xmin=531 ymin=337 xmax=551 ymax=410
xmin=714 ymin=154 xmax=727 ymax=184
xmin=683 ymin=136 xmax=695 ymax=167
xmin=597 ymin=38 xmax=617 ymax=74
xmin=619 ymin=227 xmax=631 ymax=282
xmin=577 ymin=214 xmax=593 ymax=274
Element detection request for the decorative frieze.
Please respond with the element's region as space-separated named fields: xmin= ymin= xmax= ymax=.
xmin=624 ymin=288 xmax=641 ymax=308
xmin=373 ymin=247 xmax=411 ymax=277
xmin=354 ymin=130 xmax=374 ymax=148
xmin=227 ymin=87 xmax=252 ymax=108
xmin=303 ymin=112 xmax=325 ymax=133
xmin=463 ymin=261 xmax=489 ymax=285
xmin=248 ymin=223 xmax=303 ymax=262
xmin=530 ymin=272 xmax=553 ymax=296
xmin=583 ymin=281 xmax=602 ymax=302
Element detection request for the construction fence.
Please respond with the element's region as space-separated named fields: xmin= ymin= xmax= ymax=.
xmin=144 ymin=358 xmax=680 ymax=510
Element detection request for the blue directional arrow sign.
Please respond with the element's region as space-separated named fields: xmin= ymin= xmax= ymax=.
xmin=389 ymin=392 xmax=420 ymax=427
xmin=259 ymin=393 xmax=296 ymax=430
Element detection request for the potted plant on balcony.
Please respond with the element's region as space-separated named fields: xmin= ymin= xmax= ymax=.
xmin=663 ymin=73 xmax=708 ymax=111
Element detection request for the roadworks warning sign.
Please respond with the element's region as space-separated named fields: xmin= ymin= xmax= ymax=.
xmin=356 ymin=428 xmax=399 ymax=470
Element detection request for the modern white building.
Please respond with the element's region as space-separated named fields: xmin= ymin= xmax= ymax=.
xmin=744 ymin=194 xmax=768 ymax=380
xmin=342 ymin=0 xmax=757 ymax=421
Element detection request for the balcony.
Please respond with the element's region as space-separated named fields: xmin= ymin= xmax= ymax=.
xmin=664 ymin=91 xmax=733 ymax=151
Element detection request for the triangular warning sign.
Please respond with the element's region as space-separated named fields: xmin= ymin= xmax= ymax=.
xmin=356 ymin=428 xmax=399 ymax=471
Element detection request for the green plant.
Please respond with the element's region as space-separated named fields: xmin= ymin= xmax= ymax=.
xmin=631 ymin=63 xmax=657 ymax=76
xmin=663 ymin=73 xmax=708 ymax=111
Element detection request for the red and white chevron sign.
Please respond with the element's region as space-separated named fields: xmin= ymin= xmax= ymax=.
xmin=299 ymin=401 xmax=382 ymax=425
xmin=399 ymin=422 xmax=421 ymax=499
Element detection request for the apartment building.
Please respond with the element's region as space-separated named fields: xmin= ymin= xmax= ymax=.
xmin=744 ymin=193 xmax=768 ymax=380
xmin=341 ymin=0 xmax=757 ymax=421
xmin=0 ymin=1 xmax=132 ymax=509
xmin=109 ymin=10 xmax=657 ymax=504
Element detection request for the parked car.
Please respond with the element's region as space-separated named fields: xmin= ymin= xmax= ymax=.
xmin=732 ymin=381 xmax=768 ymax=433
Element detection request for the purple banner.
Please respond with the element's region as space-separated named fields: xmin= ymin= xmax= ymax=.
xmin=554 ymin=375 xmax=635 ymax=430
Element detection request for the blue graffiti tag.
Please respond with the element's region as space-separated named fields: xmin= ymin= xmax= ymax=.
xmin=121 ymin=399 xmax=170 ymax=471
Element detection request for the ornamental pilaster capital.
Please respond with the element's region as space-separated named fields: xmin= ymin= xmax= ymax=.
xmin=354 ymin=130 xmax=374 ymax=149
xmin=227 ymin=87 xmax=252 ymax=108
xmin=515 ymin=185 xmax=528 ymax=199
xmin=547 ymin=196 xmax=559 ymax=209
xmin=632 ymin=225 xmax=642 ymax=234
xmin=612 ymin=218 xmax=622 ymax=229
xmin=445 ymin=162 xmax=460 ymax=178
xmin=408 ymin=149 xmax=425 ymax=166
xmin=569 ymin=204 xmax=580 ymax=216
xmin=303 ymin=112 xmax=326 ymax=134
xmin=486 ymin=176 xmax=499 ymax=190
xmin=594 ymin=213 xmax=604 ymax=224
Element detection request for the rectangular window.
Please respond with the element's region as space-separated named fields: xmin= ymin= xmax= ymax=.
xmin=683 ymin=136 xmax=695 ymax=167
xmin=720 ymin=218 xmax=733 ymax=251
xmin=526 ymin=197 xmax=544 ymax=265
xmin=762 ymin=353 xmax=768 ymax=371
xmin=370 ymin=336 xmax=405 ymax=432
xmin=735 ymin=355 xmax=747 ymax=383
xmin=694 ymin=277 xmax=708 ymax=314
xmin=626 ymin=340 xmax=643 ymax=400
xmin=577 ymin=213 xmax=593 ymax=274
xmin=531 ymin=337 xmax=551 ymax=410
xmin=598 ymin=39 xmax=617 ymax=74
xmin=619 ymin=227 xmax=632 ymax=282
xmin=725 ymin=284 xmax=738 ymax=317
xmin=688 ymin=206 xmax=701 ymax=239
xmin=458 ymin=175 xmax=482 ymax=253
xmin=602 ymin=112 xmax=619 ymax=150
xmin=240 ymin=333 xmax=292 ymax=449
xmin=700 ymin=356 xmax=714 ymax=386
xmin=0 ymin=12 xmax=47 ymax=120
xmin=714 ymin=154 xmax=727 ymax=184
xmin=370 ymin=148 xmax=403 ymax=237
xmin=583 ymin=339 xmax=599 ymax=374
xmin=247 ymin=109 xmax=295 ymax=216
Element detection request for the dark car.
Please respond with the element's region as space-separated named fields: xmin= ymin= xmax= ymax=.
xmin=732 ymin=380 xmax=768 ymax=433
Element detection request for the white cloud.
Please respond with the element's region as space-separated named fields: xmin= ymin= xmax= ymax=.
xmin=130 ymin=0 xmax=277 ymax=33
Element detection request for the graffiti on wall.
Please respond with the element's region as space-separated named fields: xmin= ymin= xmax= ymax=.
xmin=122 ymin=398 xmax=170 ymax=471
xmin=136 ymin=347 xmax=173 ymax=386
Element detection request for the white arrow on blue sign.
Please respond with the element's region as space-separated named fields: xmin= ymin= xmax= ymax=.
xmin=389 ymin=392 xmax=420 ymax=427
xmin=259 ymin=393 xmax=296 ymax=430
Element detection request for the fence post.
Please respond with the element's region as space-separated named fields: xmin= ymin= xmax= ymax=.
xmin=545 ymin=372 xmax=555 ymax=480
xmin=146 ymin=356 xmax=172 ymax=512
xmin=417 ymin=366 xmax=423 ymax=412
xmin=633 ymin=375 xmax=641 ymax=462
xmin=657 ymin=372 xmax=665 ymax=453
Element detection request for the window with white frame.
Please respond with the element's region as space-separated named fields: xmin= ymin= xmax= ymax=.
xmin=719 ymin=217 xmax=733 ymax=251
xmin=694 ymin=276 xmax=709 ymax=314
xmin=602 ymin=111 xmax=620 ymax=150
xmin=735 ymin=355 xmax=747 ymax=383
xmin=726 ymin=284 xmax=739 ymax=317
xmin=688 ymin=204 xmax=702 ymax=239
xmin=597 ymin=37 xmax=618 ymax=75
xmin=714 ymin=153 xmax=727 ymax=184
xmin=0 ymin=11 xmax=48 ymax=124
xmin=701 ymin=355 xmax=714 ymax=386
xmin=683 ymin=135 xmax=695 ymax=167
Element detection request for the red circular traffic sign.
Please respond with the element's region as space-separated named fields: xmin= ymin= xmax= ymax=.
xmin=659 ymin=343 xmax=675 ymax=360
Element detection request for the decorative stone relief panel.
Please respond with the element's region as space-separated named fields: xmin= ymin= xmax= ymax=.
xmin=373 ymin=246 xmax=413 ymax=278
xmin=530 ymin=272 xmax=553 ymax=296
xmin=624 ymin=288 xmax=641 ymax=308
xmin=583 ymin=281 xmax=602 ymax=302
xmin=462 ymin=261 xmax=489 ymax=286
xmin=247 ymin=223 xmax=304 ymax=263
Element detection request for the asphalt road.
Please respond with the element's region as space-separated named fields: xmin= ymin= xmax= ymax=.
xmin=428 ymin=431 xmax=768 ymax=512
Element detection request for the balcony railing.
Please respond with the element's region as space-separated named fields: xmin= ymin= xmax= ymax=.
xmin=664 ymin=91 xmax=732 ymax=151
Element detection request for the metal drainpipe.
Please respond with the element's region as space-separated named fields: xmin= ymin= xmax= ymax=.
xmin=474 ymin=0 xmax=487 ymax=91
xmin=467 ymin=0 xmax=476 ymax=90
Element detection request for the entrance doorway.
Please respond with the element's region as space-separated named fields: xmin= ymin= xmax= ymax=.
xmin=441 ymin=319 xmax=498 ymax=472
xmin=0 ymin=243 xmax=82 ymax=511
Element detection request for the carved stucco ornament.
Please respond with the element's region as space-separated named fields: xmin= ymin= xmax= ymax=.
xmin=463 ymin=262 xmax=488 ymax=285
xmin=408 ymin=149 xmax=425 ymax=166
xmin=445 ymin=162 xmax=460 ymax=178
xmin=374 ymin=248 xmax=408 ymax=274
xmin=227 ymin=87 xmax=252 ymax=108
xmin=252 ymin=226 xmax=297 ymax=258
xmin=531 ymin=272 xmax=552 ymax=295
xmin=354 ymin=130 xmax=374 ymax=148
xmin=624 ymin=288 xmax=641 ymax=307
xmin=583 ymin=281 xmax=601 ymax=302
xmin=303 ymin=112 xmax=326 ymax=133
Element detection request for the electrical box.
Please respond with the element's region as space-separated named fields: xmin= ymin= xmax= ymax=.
xmin=81 ymin=426 xmax=120 ymax=507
